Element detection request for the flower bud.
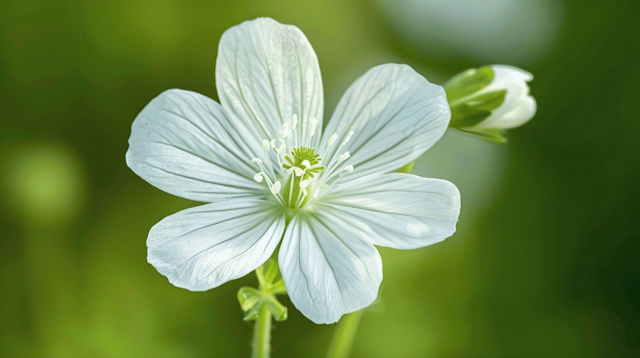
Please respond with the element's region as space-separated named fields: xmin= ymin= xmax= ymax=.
xmin=444 ymin=65 xmax=536 ymax=143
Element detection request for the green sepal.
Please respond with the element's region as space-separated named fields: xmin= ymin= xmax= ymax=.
xmin=398 ymin=162 xmax=415 ymax=174
xmin=444 ymin=65 xmax=494 ymax=103
xmin=448 ymin=90 xmax=507 ymax=128
xmin=238 ymin=257 xmax=288 ymax=322
xmin=238 ymin=287 xmax=262 ymax=312
xmin=454 ymin=127 xmax=508 ymax=144
xmin=265 ymin=297 xmax=288 ymax=322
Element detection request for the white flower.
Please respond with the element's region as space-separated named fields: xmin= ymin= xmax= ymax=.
xmin=470 ymin=65 xmax=537 ymax=130
xmin=126 ymin=18 xmax=460 ymax=324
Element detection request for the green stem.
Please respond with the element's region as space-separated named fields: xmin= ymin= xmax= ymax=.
xmin=252 ymin=303 xmax=272 ymax=358
xmin=326 ymin=310 xmax=364 ymax=358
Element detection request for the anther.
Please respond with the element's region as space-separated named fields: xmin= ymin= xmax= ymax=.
xmin=338 ymin=151 xmax=350 ymax=162
xmin=342 ymin=165 xmax=354 ymax=173
xmin=292 ymin=114 xmax=298 ymax=129
xmin=262 ymin=140 xmax=270 ymax=152
xmin=342 ymin=131 xmax=354 ymax=146
xmin=302 ymin=160 xmax=311 ymax=169
xmin=271 ymin=181 xmax=282 ymax=194
xmin=251 ymin=158 xmax=262 ymax=164
xmin=277 ymin=123 xmax=290 ymax=138
xmin=294 ymin=168 xmax=305 ymax=177
xmin=253 ymin=173 xmax=263 ymax=183
xmin=327 ymin=133 xmax=338 ymax=147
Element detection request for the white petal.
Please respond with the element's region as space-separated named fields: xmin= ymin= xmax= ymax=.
xmin=493 ymin=95 xmax=537 ymax=129
xmin=478 ymin=65 xmax=533 ymax=129
xmin=126 ymin=89 xmax=265 ymax=202
xmin=147 ymin=198 xmax=285 ymax=291
xmin=216 ymin=18 xmax=324 ymax=148
xmin=319 ymin=173 xmax=460 ymax=250
xmin=279 ymin=213 xmax=382 ymax=324
xmin=320 ymin=64 xmax=450 ymax=181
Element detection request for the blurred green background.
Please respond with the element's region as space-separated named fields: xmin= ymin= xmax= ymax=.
xmin=1 ymin=1 xmax=638 ymax=357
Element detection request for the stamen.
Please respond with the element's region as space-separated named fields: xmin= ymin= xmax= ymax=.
xmin=302 ymin=160 xmax=311 ymax=169
xmin=299 ymin=180 xmax=309 ymax=189
xmin=327 ymin=133 xmax=338 ymax=147
xmin=262 ymin=140 xmax=271 ymax=152
xmin=251 ymin=158 xmax=262 ymax=164
xmin=292 ymin=114 xmax=298 ymax=130
xmin=342 ymin=165 xmax=354 ymax=173
xmin=271 ymin=181 xmax=282 ymax=195
xmin=342 ymin=130 xmax=354 ymax=146
xmin=270 ymin=139 xmax=276 ymax=149
xmin=254 ymin=173 xmax=263 ymax=183
xmin=295 ymin=168 xmax=305 ymax=177
xmin=338 ymin=151 xmax=350 ymax=162
xmin=277 ymin=123 xmax=290 ymax=139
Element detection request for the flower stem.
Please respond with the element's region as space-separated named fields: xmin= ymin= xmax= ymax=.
xmin=252 ymin=303 xmax=272 ymax=358
xmin=326 ymin=310 xmax=364 ymax=358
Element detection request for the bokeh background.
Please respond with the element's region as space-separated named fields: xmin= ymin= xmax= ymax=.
xmin=1 ymin=0 xmax=638 ymax=357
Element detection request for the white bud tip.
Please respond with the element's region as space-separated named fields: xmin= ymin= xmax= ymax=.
xmin=270 ymin=181 xmax=281 ymax=194
xmin=338 ymin=151 xmax=350 ymax=162
xmin=302 ymin=160 xmax=311 ymax=168
xmin=342 ymin=165 xmax=354 ymax=173
xmin=294 ymin=168 xmax=305 ymax=177
xmin=253 ymin=173 xmax=263 ymax=183
xmin=262 ymin=140 xmax=270 ymax=152
xmin=251 ymin=158 xmax=262 ymax=164
xmin=342 ymin=131 xmax=354 ymax=146
xmin=327 ymin=133 xmax=338 ymax=147
xmin=299 ymin=180 xmax=309 ymax=189
xmin=292 ymin=114 xmax=298 ymax=129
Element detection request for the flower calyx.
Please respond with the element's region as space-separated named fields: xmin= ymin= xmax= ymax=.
xmin=237 ymin=257 xmax=288 ymax=322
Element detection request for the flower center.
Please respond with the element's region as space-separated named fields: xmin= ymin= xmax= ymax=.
xmin=250 ymin=115 xmax=355 ymax=209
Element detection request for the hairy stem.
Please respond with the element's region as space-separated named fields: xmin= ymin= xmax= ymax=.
xmin=252 ymin=304 xmax=272 ymax=358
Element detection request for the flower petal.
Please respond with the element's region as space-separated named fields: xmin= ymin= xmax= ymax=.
xmin=279 ymin=212 xmax=382 ymax=324
xmin=147 ymin=198 xmax=285 ymax=291
xmin=216 ymin=17 xmax=324 ymax=148
xmin=319 ymin=64 xmax=450 ymax=181
xmin=479 ymin=65 xmax=534 ymax=129
xmin=319 ymin=173 xmax=460 ymax=250
xmin=493 ymin=95 xmax=537 ymax=129
xmin=126 ymin=89 xmax=265 ymax=202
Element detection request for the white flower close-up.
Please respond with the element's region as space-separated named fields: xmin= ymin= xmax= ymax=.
xmin=468 ymin=65 xmax=537 ymax=130
xmin=126 ymin=17 xmax=461 ymax=324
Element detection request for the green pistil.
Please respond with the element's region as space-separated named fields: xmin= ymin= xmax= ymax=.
xmin=282 ymin=147 xmax=325 ymax=179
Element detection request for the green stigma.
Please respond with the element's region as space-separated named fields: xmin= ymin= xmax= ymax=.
xmin=283 ymin=147 xmax=325 ymax=178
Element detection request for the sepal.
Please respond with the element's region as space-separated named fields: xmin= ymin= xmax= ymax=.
xmin=237 ymin=257 xmax=288 ymax=321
